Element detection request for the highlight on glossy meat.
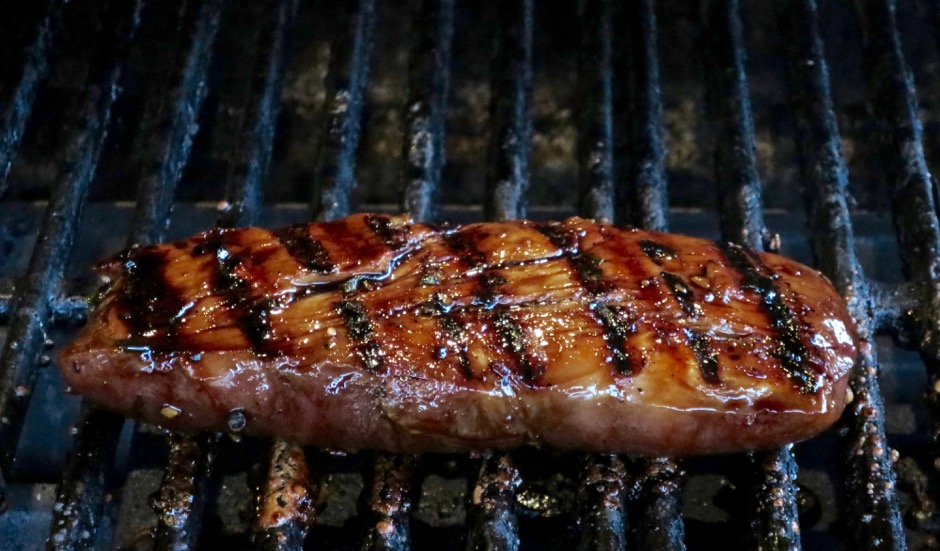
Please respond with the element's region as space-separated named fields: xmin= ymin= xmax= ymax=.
xmin=58 ymin=213 xmax=857 ymax=456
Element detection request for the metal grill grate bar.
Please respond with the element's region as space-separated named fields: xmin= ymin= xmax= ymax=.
xmin=776 ymin=5 xmax=903 ymax=546
xmin=289 ymin=1 xmax=407 ymax=548
xmin=151 ymin=1 xmax=298 ymax=548
xmin=576 ymin=0 xmax=615 ymax=222
xmin=360 ymin=454 xmax=416 ymax=550
xmin=632 ymin=457 xmax=685 ymax=551
xmin=400 ymin=0 xmax=455 ymax=223
xmin=859 ymin=0 xmax=940 ymax=414
xmin=852 ymin=0 xmax=939 ymax=546
xmin=0 ymin=0 xmax=143 ymax=486
xmin=252 ymin=440 xmax=317 ymax=550
xmin=312 ymin=0 xmax=377 ymax=222
xmin=220 ymin=0 xmax=298 ymax=229
xmin=130 ymin=0 xmax=226 ymax=246
xmin=0 ymin=0 xmax=64 ymax=197
xmin=153 ymin=433 xmax=218 ymax=550
xmin=47 ymin=405 xmax=125 ymax=550
xmin=575 ymin=454 xmax=628 ymax=551
xmin=746 ymin=448 xmax=801 ymax=551
xmin=484 ymin=0 xmax=534 ymax=221
xmin=323 ymin=5 xmax=455 ymax=551
xmin=615 ymin=2 xmax=686 ymax=548
xmin=353 ymin=3 xmax=458 ymax=549
xmin=464 ymin=3 xmax=536 ymax=549
xmin=467 ymin=453 xmax=520 ymax=551
xmin=47 ymin=2 xmax=223 ymax=547
xmin=624 ymin=0 xmax=668 ymax=231
xmin=703 ymin=0 xmax=767 ymax=251
xmin=701 ymin=1 xmax=803 ymax=548
xmin=0 ymin=287 xmax=87 ymax=325
xmin=572 ymin=2 xmax=630 ymax=547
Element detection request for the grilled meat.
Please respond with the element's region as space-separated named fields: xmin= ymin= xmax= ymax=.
xmin=58 ymin=213 xmax=856 ymax=455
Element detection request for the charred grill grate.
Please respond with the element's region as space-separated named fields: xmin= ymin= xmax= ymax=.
xmin=0 ymin=0 xmax=936 ymax=549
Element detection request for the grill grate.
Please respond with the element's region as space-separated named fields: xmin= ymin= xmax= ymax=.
xmin=0 ymin=0 xmax=144 ymax=497
xmin=0 ymin=0 xmax=937 ymax=549
xmin=313 ymin=0 xmax=377 ymax=223
xmin=47 ymin=1 xmax=224 ymax=548
xmin=702 ymin=1 xmax=803 ymax=548
xmin=0 ymin=0 xmax=65 ymax=198
xmin=777 ymin=1 xmax=907 ymax=547
xmin=150 ymin=0 xmax=300 ymax=548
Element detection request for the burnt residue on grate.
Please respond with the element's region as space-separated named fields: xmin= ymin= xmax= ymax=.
xmin=251 ymin=439 xmax=317 ymax=550
xmin=152 ymin=433 xmax=218 ymax=550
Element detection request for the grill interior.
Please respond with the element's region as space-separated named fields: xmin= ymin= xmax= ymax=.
xmin=0 ymin=0 xmax=938 ymax=549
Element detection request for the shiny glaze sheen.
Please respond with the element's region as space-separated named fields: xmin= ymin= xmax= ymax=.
xmin=59 ymin=213 xmax=856 ymax=455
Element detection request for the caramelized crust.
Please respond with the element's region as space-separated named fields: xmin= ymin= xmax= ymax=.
xmin=59 ymin=213 xmax=856 ymax=455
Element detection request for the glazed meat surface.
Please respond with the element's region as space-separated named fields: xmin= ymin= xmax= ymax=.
xmin=59 ymin=213 xmax=856 ymax=455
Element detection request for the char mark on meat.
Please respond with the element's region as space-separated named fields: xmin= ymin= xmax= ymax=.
xmin=118 ymin=246 xmax=184 ymax=342
xmin=424 ymin=293 xmax=474 ymax=380
xmin=534 ymin=223 xmax=638 ymax=377
xmin=721 ymin=243 xmax=818 ymax=394
xmin=272 ymin=224 xmax=335 ymax=273
xmin=639 ymin=239 xmax=678 ymax=264
xmin=365 ymin=213 xmax=411 ymax=250
xmin=337 ymin=299 xmax=385 ymax=372
xmin=657 ymin=261 xmax=718 ymax=386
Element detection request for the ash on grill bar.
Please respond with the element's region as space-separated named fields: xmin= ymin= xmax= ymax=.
xmin=0 ymin=0 xmax=937 ymax=549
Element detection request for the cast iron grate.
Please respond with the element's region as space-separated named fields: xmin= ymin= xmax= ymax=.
xmin=0 ymin=0 xmax=935 ymax=549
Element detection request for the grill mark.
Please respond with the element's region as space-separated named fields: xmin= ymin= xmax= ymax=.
xmin=642 ymin=242 xmax=720 ymax=385
xmin=474 ymin=272 xmax=507 ymax=309
xmin=423 ymin=293 xmax=473 ymax=379
xmin=327 ymin=217 xmax=415 ymax=374
xmin=608 ymin=231 xmax=720 ymax=382
xmin=721 ymin=243 xmax=818 ymax=394
xmin=118 ymin=246 xmax=186 ymax=344
xmin=534 ymin=224 xmax=619 ymax=305
xmin=639 ymin=239 xmax=677 ymax=264
xmin=592 ymin=304 xmax=635 ymax=375
xmin=365 ymin=214 xmax=410 ymax=250
xmin=271 ymin=224 xmax=334 ymax=273
xmin=534 ymin=223 xmax=578 ymax=252
xmin=536 ymin=224 xmax=609 ymax=294
xmin=535 ymin=223 xmax=637 ymax=376
xmin=319 ymin=217 xmax=387 ymax=263
xmin=442 ymin=229 xmax=487 ymax=268
xmin=480 ymin=272 xmax=545 ymax=385
xmin=492 ymin=310 xmax=544 ymax=384
xmin=195 ymin=230 xmax=275 ymax=355
xmin=336 ymin=299 xmax=384 ymax=372
xmin=415 ymin=238 xmax=477 ymax=381
xmin=441 ymin=225 xmax=546 ymax=386
xmin=660 ymin=272 xmax=701 ymax=317
xmin=686 ymin=328 xmax=720 ymax=384
xmin=571 ymin=252 xmax=617 ymax=296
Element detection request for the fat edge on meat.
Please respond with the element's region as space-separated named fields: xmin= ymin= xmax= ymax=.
xmin=58 ymin=213 xmax=856 ymax=456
